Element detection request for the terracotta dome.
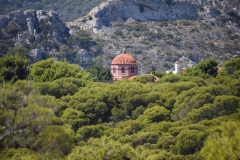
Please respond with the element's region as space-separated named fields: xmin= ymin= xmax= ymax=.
xmin=111 ymin=53 xmax=137 ymax=64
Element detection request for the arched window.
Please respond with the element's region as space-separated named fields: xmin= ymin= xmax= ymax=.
xmin=121 ymin=67 xmax=125 ymax=74
xmin=113 ymin=68 xmax=116 ymax=74
xmin=131 ymin=67 xmax=134 ymax=73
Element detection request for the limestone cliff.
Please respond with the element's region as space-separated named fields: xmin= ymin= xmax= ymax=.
xmin=0 ymin=10 xmax=69 ymax=60
xmin=67 ymin=0 xmax=230 ymax=32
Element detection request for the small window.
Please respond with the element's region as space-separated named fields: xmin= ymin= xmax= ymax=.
xmin=131 ymin=67 xmax=134 ymax=73
xmin=121 ymin=67 xmax=125 ymax=74
xmin=113 ymin=68 xmax=116 ymax=74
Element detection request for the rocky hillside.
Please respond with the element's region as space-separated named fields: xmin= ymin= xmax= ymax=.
xmin=0 ymin=0 xmax=106 ymax=21
xmin=69 ymin=0 xmax=240 ymax=30
xmin=0 ymin=9 xmax=104 ymax=68
xmin=0 ymin=10 xmax=70 ymax=61
xmin=66 ymin=0 xmax=240 ymax=73
xmin=0 ymin=0 xmax=240 ymax=73
xmin=68 ymin=0 xmax=201 ymax=30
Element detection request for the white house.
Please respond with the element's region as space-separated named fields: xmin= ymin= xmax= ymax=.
xmin=166 ymin=61 xmax=183 ymax=74
xmin=173 ymin=61 xmax=181 ymax=74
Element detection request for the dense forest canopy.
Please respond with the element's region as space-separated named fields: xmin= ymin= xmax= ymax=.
xmin=0 ymin=56 xmax=240 ymax=159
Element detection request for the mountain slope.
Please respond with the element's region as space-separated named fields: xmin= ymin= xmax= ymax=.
xmin=0 ymin=0 xmax=106 ymax=21
xmin=0 ymin=10 xmax=69 ymax=60
xmin=0 ymin=0 xmax=239 ymax=73
xmin=66 ymin=0 xmax=240 ymax=73
xmin=68 ymin=0 xmax=240 ymax=31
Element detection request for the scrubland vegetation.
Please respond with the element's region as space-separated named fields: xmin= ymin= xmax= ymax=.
xmin=0 ymin=0 xmax=106 ymax=21
xmin=0 ymin=55 xmax=240 ymax=159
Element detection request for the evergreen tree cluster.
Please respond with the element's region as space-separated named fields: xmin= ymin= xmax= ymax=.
xmin=0 ymin=56 xmax=240 ymax=159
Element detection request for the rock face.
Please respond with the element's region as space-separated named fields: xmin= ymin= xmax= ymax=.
xmin=8 ymin=10 xmax=27 ymax=26
xmin=0 ymin=10 xmax=69 ymax=36
xmin=30 ymin=49 xmax=43 ymax=61
xmin=0 ymin=9 xmax=70 ymax=59
xmin=0 ymin=16 xmax=8 ymax=29
xmin=67 ymin=0 xmax=219 ymax=31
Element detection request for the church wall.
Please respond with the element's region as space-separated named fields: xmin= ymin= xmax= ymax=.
xmin=111 ymin=64 xmax=138 ymax=80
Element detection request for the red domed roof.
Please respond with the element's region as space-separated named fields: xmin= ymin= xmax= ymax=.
xmin=111 ymin=53 xmax=137 ymax=64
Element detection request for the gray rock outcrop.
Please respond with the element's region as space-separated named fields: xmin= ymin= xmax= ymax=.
xmin=67 ymin=0 xmax=221 ymax=31
xmin=0 ymin=9 xmax=70 ymax=60
xmin=8 ymin=10 xmax=26 ymax=26
xmin=67 ymin=0 xmax=239 ymax=32
xmin=30 ymin=49 xmax=43 ymax=61
xmin=36 ymin=10 xmax=49 ymax=22
xmin=27 ymin=18 xmax=35 ymax=35
xmin=49 ymin=10 xmax=68 ymax=33
xmin=0 ymin=9 xmax=69 ymax=39
xmin=0 ymin=9 xmax=70 ymax=54
xmin=24 ymin=10 xmax=37 ymax=35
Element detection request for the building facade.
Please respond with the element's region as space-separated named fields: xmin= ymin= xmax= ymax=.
xmin=173 ymin=61 xmax=181 ymax=74
xmin=111 ymin=51 xmax=138 ymax=80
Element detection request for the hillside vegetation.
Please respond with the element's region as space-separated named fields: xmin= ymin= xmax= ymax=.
xmin=0 ymin=55 xmax=240 ymax=159
xmin=0 ymin=0 xmax=106 ymax=21
xmin=89 ymin=18 xmax=240 ymax=73
xmin=68 ymin=0 xmax=240 ymax=73
xmin=0 ymin=0 xmax=239 ymax=73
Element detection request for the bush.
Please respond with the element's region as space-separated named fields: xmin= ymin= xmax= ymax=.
xmin=0 ymin=54 xmax=29 ymax=82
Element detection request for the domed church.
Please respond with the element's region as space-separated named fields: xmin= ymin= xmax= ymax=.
xmin=111 ymin=49 xmax=138 ymax=80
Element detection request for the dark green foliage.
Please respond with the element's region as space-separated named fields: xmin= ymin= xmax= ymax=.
xmin=213 ymin=96 xmax=240 ymax=115
xmin=221 ymin=57 xmax=240 ymax=75
xmin=153 ymin=71 xmax=166 ymax=78
xmin=0 ymin=80 xmax=55 ymax=149
xmin=0 ymin=40 xmax=14 ymax=56
xmin=201 ymin=121 xmax=240 ymax=159
xmin=27 ymin=35 xmax=36 ymax=43
xmin=157 ymin=74 xmax=183 ymax=83
xmin=67 ymin=137 xmax=139 ymax=159
xmin=114 ymin=120 xmax=144 ymax=136
xmin=7 ymin=45 xmax=30 ymax=57
xmin=157 ymin=133 xmax=176 ymax=150
xmin=182 ymin=58 xmax=218 ymax=78
xmin=61 ymin=108 xmax=90 ymax=131
xmin=35 ymin=77 xmax=86 ymax=98
xmin=4 ymin=21 xmax=21 ymax=38
xmin=133 ymin=74 xmax=156 ymax=83
xmin=58 ymin=44 xmax=76 ymax=61
xmin=132 ymin=106 xmax=145 ymax=119
xmin=89 ymin=64 xmax=112 ymax=80
xmin=143 ymin=105 xmax=170 ymax=122
xmin=174 ymin=130 xmax=205 ymax=155
xmin=120 ymin=132 xmax=159 ymax=147
xmin=38 ymin=19 xmax=51 ymax=34
xmin=171 ymin=85 xmax=234 ymax=121
xmin=30 ymin=58 xmax=92 ymax=82
xmin=195 ymin=59 xmax=218 ymax=77
xmin=0 ymin=148 xmax=41 ymax=159
xmin=34 ymin=125 xmax=74 ymax=157
xmin=75 ymin=124 xmax=108 ymax=142
xmin=1 ymin=57 xmax=240 ymax=159
xmin=0 ymin=54 xmax=29 ymax=82
xmin=187 ymin=95 xmax=240 ymax=123
xmin=69 ymin=30 xmax=92 ymax=49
